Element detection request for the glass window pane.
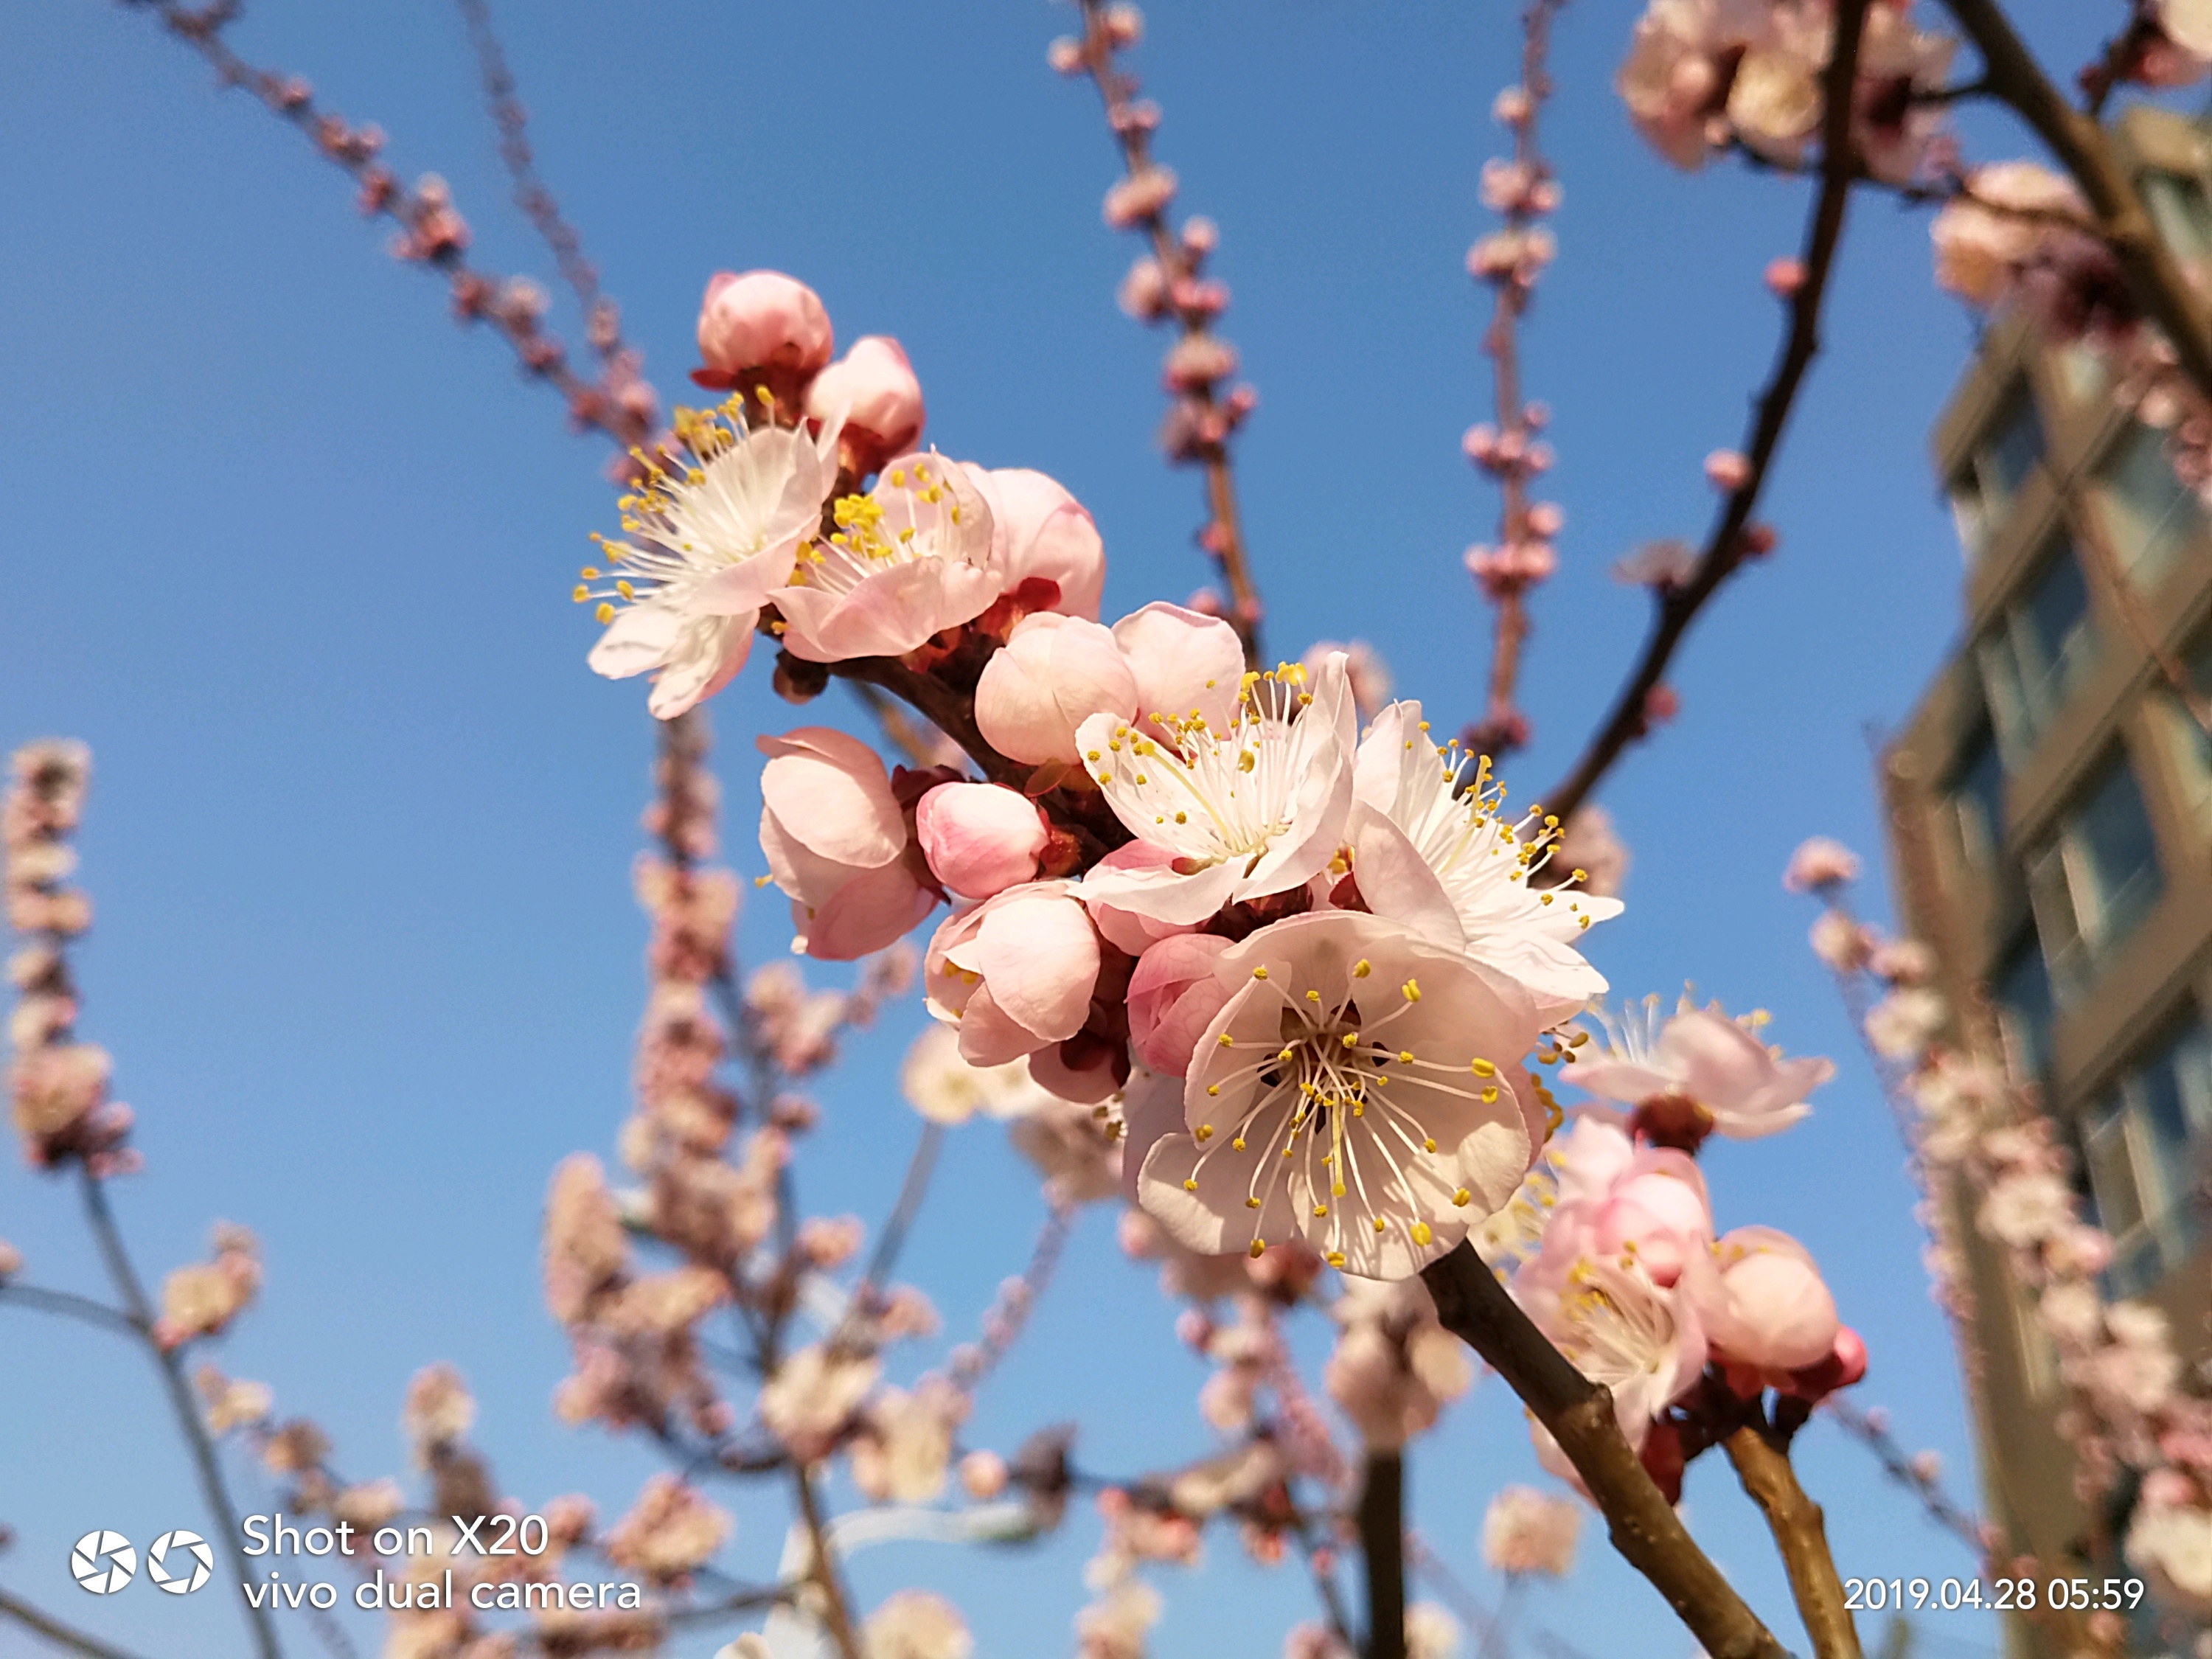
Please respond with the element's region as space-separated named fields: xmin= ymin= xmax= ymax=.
xmin=1979 ymin=384 xmax=2045 ymax=509
xmin=2073 ymin=751 xmax=2163 ymax=949
xmin=2019 ymin=542 xmax=2096 ymax=714
xmin=2095 ymin=422 xmax=2202 ymax=587
xmin=2087 ymin=1103 xmax=2146 ymax=1239
xmin=1996 ymin=926 xmax=2055 ymax=1082
xmin=1948 ymin=723 xmax=2005 ymax=866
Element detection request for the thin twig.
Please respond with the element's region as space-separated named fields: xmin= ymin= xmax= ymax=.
xmin=0 ymin=1585 xmax=150 ymax=1659
xmin=114 ymin=0 xmax=654 ymax=451
xmin=1723 ymin=1422 xmax=1863 ymax=1659
xmin=1419 ymin=1242 xmax=1788 ymax=1659
xmin=1470 ymin=0 xmax=1567 ymax=755
xmin=1357 ymin=1450 xmax=1408 ymax=1659
xmin=790 ymin=1463 xmax=863 ymax=1659
xmin=79 ymin=1172 xmax=282 ymax=1659
xmin=0 ymin=1283 xmax=142 ymax=1338
xmin=826 ymin=1122 xmax=944 ymax=1354
xmin=1067 ymin=0 xmax=1264 ymax=663
xmin=454 ymin=0 xmax=626 ymax=369
xmin=1821 ymin=1398 xmax=1989 ymax=1557
xmin=1544 ymin=0 xmax=1872 ymax=824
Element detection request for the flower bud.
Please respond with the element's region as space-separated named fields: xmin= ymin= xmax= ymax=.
xmin=1126 ymin=933 xmax=1234 ymax=1077
xmin=914 ymin=782 xmax=1050 ymax=901
xmin=975 ymin=613 xmax=1137 ymax=765
xmin=806 ymin=337 xmax=924 ymax=476
xmin=695 ymin=271 xmax=833 ymax=394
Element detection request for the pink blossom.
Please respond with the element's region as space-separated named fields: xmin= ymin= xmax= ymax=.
xmin=1079 ymin=656 xmax=1356 ymax=927
xmin=1566 ymin=999 xmax=1832 ymax=1144
xmin=898 ymin=1023 xmax=1054 ymax=1124
xmin=693 ymin=270 xmax=832 ymax=390
xmin=759 ymin=1343 xmax=879 ymax=1459
xmin=1126 ymin=933 xmax=1234 ymax=1076
xmin=1930 ymin=162 xmax=2092 ymax=310
xmin=1104 ymin=167 xmax=1178 ymax=230
xmin=974 ymin=613 xmax=1138 ymax=765
xmin=1782 ymin=835 xmax=1861 ymax=891
xmin=772 ymin=455 xmax=1000 ymax=662
xmin=1481 ymin=1485 xmax=1580 ymax=1576
xmin=864 ymin=1590 xmax=973 ymax=1659
xmin=922 ymin=882 xmax=1102 ymax=1065
xmin=960 ymin=465 xmax=1107 ymax=619
xmin=1110 ymin=601 xmax=1248 ymax=745
xmin=914 ymin=782 xmax=1048 ymax=900
xmin=959 ymin=1450 xmax=1008 ymax=1500
xmin=1705 ymin=448 xmax=1751 ymax=491
xmin=1324 ymin=1278 xmax=1473 ymax=1448
xmin=1809 ymin=911 xmax=1874 ymax=972
xmin=1131 ymin=910 xmax=1545 ymax=1279
xmin=1493 ymin=85 xmax=1534 ymax=126
xmin=1520 ymin=1250 xmax=1705 ymax=1458
xmin=1349 ymin=701 xmax=1620 ymax=1018
xmin=1865 ymin=987 xmax=1947 ymax=1060
xmin=805 ymin=336 xmax=925 ymax=476
xmin=153 ymin=1223 xmax=262 ymax=1351
xmin=757 ymin=728 xmax=937 ymax=960
xmin=601 ymin=1474 xmax=728 ymax=1584
xmin=1683 ymin=1225 xmax=1840 ymax=1371
xmin=1540 ymin=1116 xmax=1714 ymax=1287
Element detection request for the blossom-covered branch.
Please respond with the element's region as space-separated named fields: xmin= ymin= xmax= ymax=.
xmin=115 ymin=0 xmax=658 ymax=451
xmin=1463 ymin=0 xmax=1568 ymax=759
xmin=1053 ymin=1 xmax=1265 ymax=663
xmin=1545 ymin=0 xmax=1872 ymax=824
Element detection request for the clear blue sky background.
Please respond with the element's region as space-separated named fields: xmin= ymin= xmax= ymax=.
xmin=0 ymin=1 xmax=2136 ymax=1655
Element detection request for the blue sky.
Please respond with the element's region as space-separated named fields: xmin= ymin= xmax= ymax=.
xmin=0 ymin=1 xmax=2129 ymax=1655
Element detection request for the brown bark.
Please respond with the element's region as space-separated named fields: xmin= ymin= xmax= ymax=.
xmin=1358 ymin=1450 xmax=1408 ymax=1659
xmin=1723 ymin=1425 xmax=1863 ymax=1659
xmin=1420 ymin=1242 xmax=1790 ymax=1659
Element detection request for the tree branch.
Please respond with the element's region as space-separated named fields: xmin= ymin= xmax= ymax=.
xmin=1544 ymin=0 xmax=1871 ymax=824
xmin=1936 ymin=0 xmax=2212 ymax=400
xmin=0 ymin=1283 xmax=142 ymax=1338
xmin=79 ymin=1173 xmax=282 ymax=1659
xmin=1420 ymin=1242 xmax=1788 ymax=1659
xmin=790 ymin=1462 xmax=863 ymax=1659
xmin=1723 ymin=1424 xmax=1860 ymax=1659
xmin=1358 ymin=1450 xmax=1408 ymax=1659
xmin=0 ymin=1585 xmax=150 ymax=1659
xmin=1067 ymin=0 xmax=1265 ymax=664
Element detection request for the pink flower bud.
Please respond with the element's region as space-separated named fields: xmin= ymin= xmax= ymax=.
xmin=1784 ymin=1324 xmax=1868 ymax=1399
xmin=1163 ymin=335 xmax=1237 ymax=391
xmin=922 ymin=882 xmax=1102 ymax=1066
xmin=1103 ymin=3 xmax=1144 ymax=46
xmin=1783 ymin=835 xmax=1860 ymax=893
xmin=959 ymin=1450 xmax=1008 ymax=1500
xmin=694 ymin=271 xmax=833 ymax=392
xmin=914 ymin=782 xmax=1049 ymax=901
xmin=1180 ymin=216 xmax=1219 ymax=259
xmin=1046 ymin=35 xmax=1085 ymax=74
xmin=961 ymin=466 xmax=1107 ymax=621
xmin=1493 ymin=85 xmax=1534 ymax=126
xmin=1526 ymin=501 xmax=1565 ymax=538
xmin=1688 ymin=1226 xmax=1839 ymax=1371
xmin=806 ymin=337 xmax=924 ymax=477
xmin=1764 ymin=256 xmax=1807 ymax=299
xmin=758 ymin=728 xmax=939 ymax=959
xmin=1126 ymin=933 xmax=1235 ymax=1077
xmin=1118 ymin=257 xmax=1171 ymax=321
xmin=975 ymin=612 xmax=1137 ymax=765
xmin=1704 ymin=448 xmax=1752 ymax=491
xmin=1104 ymin=167 xmax=1178 ymax=230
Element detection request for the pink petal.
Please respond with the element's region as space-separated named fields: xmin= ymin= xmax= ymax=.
xmin=975 ymin=893 xmax=1101 ymax=1042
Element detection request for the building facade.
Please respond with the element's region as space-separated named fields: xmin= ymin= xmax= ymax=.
xmin=1880 ymin=106 xmax=2212 ymax=1659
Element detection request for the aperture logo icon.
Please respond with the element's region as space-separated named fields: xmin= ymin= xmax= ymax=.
xmin=147 ymin=1530 xmax=215 ymax=1594
xmin=70 ymin=1531 xmax=137 ymax=1595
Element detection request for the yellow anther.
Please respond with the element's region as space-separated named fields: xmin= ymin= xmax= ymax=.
xmin=1411 ymin=1222 xmax=1433 ymax=1247
xmin=1372 ymin=1217 xmax=1387 ymax=1234
xmin=1326 ymin=1251 xmax=1346 ymax=1268
xmin=1232 ymin=1137 xmax=1247 ymax=1151
xmin=1341 ymin=1032 xmax=1359 ymax=1048
xmin=1250 ymin=1239 xmax=1267 ymax=1257
xmin=1252 ymin=967 xmax=1268 ymax=980
xmin=594 ymin=602 xmax=615 ymax=624
xmin=1471 ymin=1058 xmax=1497 ymax=1077
xmin=1452 ymin=1187 xmax=1472 ymax=1207
xmin=1218 ymin=1032 xmax=1235 ymax=1047
xmin=1247 ymin=1197 xmax=1262 ymax=1210
xmin=1401 ymin=978 xmax=1422 ymax=1003
xmin=1398 ymin=1050 xmax=1414 ymax=1064
xmin=1305 ymin=989 xmax=1322 ymax=1003
xmin=1312 ymin=1203 xmax=1328 ymax=1217
xmin=1481 ymin=1085 xmax=1499 ymax=1103
xmin=1422 ymin=1137 xmax=1437 ymax=1152
xmin=1183 ymin=1178 xmax=1197 ymax=1192
xmin=1196 ymin=1124 xmax=1214 ymax=1141
xmin=1206 ymin=1084 xmax=1221 ymax=1096
xmin=572 ymin=585 xmax=589 ymax=602
xmin=1352 ymin=959 xmax=1371 ymax=978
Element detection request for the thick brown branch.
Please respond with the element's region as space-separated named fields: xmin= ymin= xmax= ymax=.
xmin=1723 ymin=1425 xmax=1861 ymax=1659
xmin=1420 ymin=1243 xmax=1788 ymax=1659
xmin=1545 ymin=0 xmax=1871 ymax=824
xmin=1937 ymin=0 xmax=2212 ymax=400
xmin=0 ymin=1585 xmax=150 ymax=1659
xmin=1357 ymin=1450 xmax=1408 ymax=1659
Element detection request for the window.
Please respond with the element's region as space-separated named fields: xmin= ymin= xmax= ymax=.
xmin=1946 ymin=721 xmax=2006 ymax=869
xmin=2166 ymin=632 xmax=2212 ymax=805
xmin=1949 ymin=381 xmax=2045 ymax=560
xmin=2142 ymin=169 xmax=2212 ymax=265
xmin=2084 ymin=1009 xmax=2212 ymax=1294
xmin=1976 ymin=537 xmax=2098 ymax=765
xmin=2093 ymin=422 xmax=2203 ymax=588
xmin=2025 ymin=749 xmax=2164 ymax=1002
xmin=1994 ymin=923 xmax=2055 ymax=1084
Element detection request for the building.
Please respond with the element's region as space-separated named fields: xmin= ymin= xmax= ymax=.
xmin=1879 ymin=105 xmax=2212 ymax=1658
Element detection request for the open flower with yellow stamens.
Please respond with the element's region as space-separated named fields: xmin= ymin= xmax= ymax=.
xmin=771 ymin=453 xmax=1001 ymax=663
xmin=1077 ymin=653 xmax=1357 ymax=928
xmin=1517 ymin=1248 xmax=1706 ymax=1478
xmin=1128 ymin=911 xmax=1546 ymax=1281
xmin=1349 ymin=700 xmax=1621 ymax=1020
xmin=582 ymin=401 xmax=842 ymax=719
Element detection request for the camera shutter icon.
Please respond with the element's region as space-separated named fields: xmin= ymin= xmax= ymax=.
xmin=69 ymin=1531 xmax=137 ymax=1595
xmin=147 ymin=1530 xmax=215 ymax=1594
